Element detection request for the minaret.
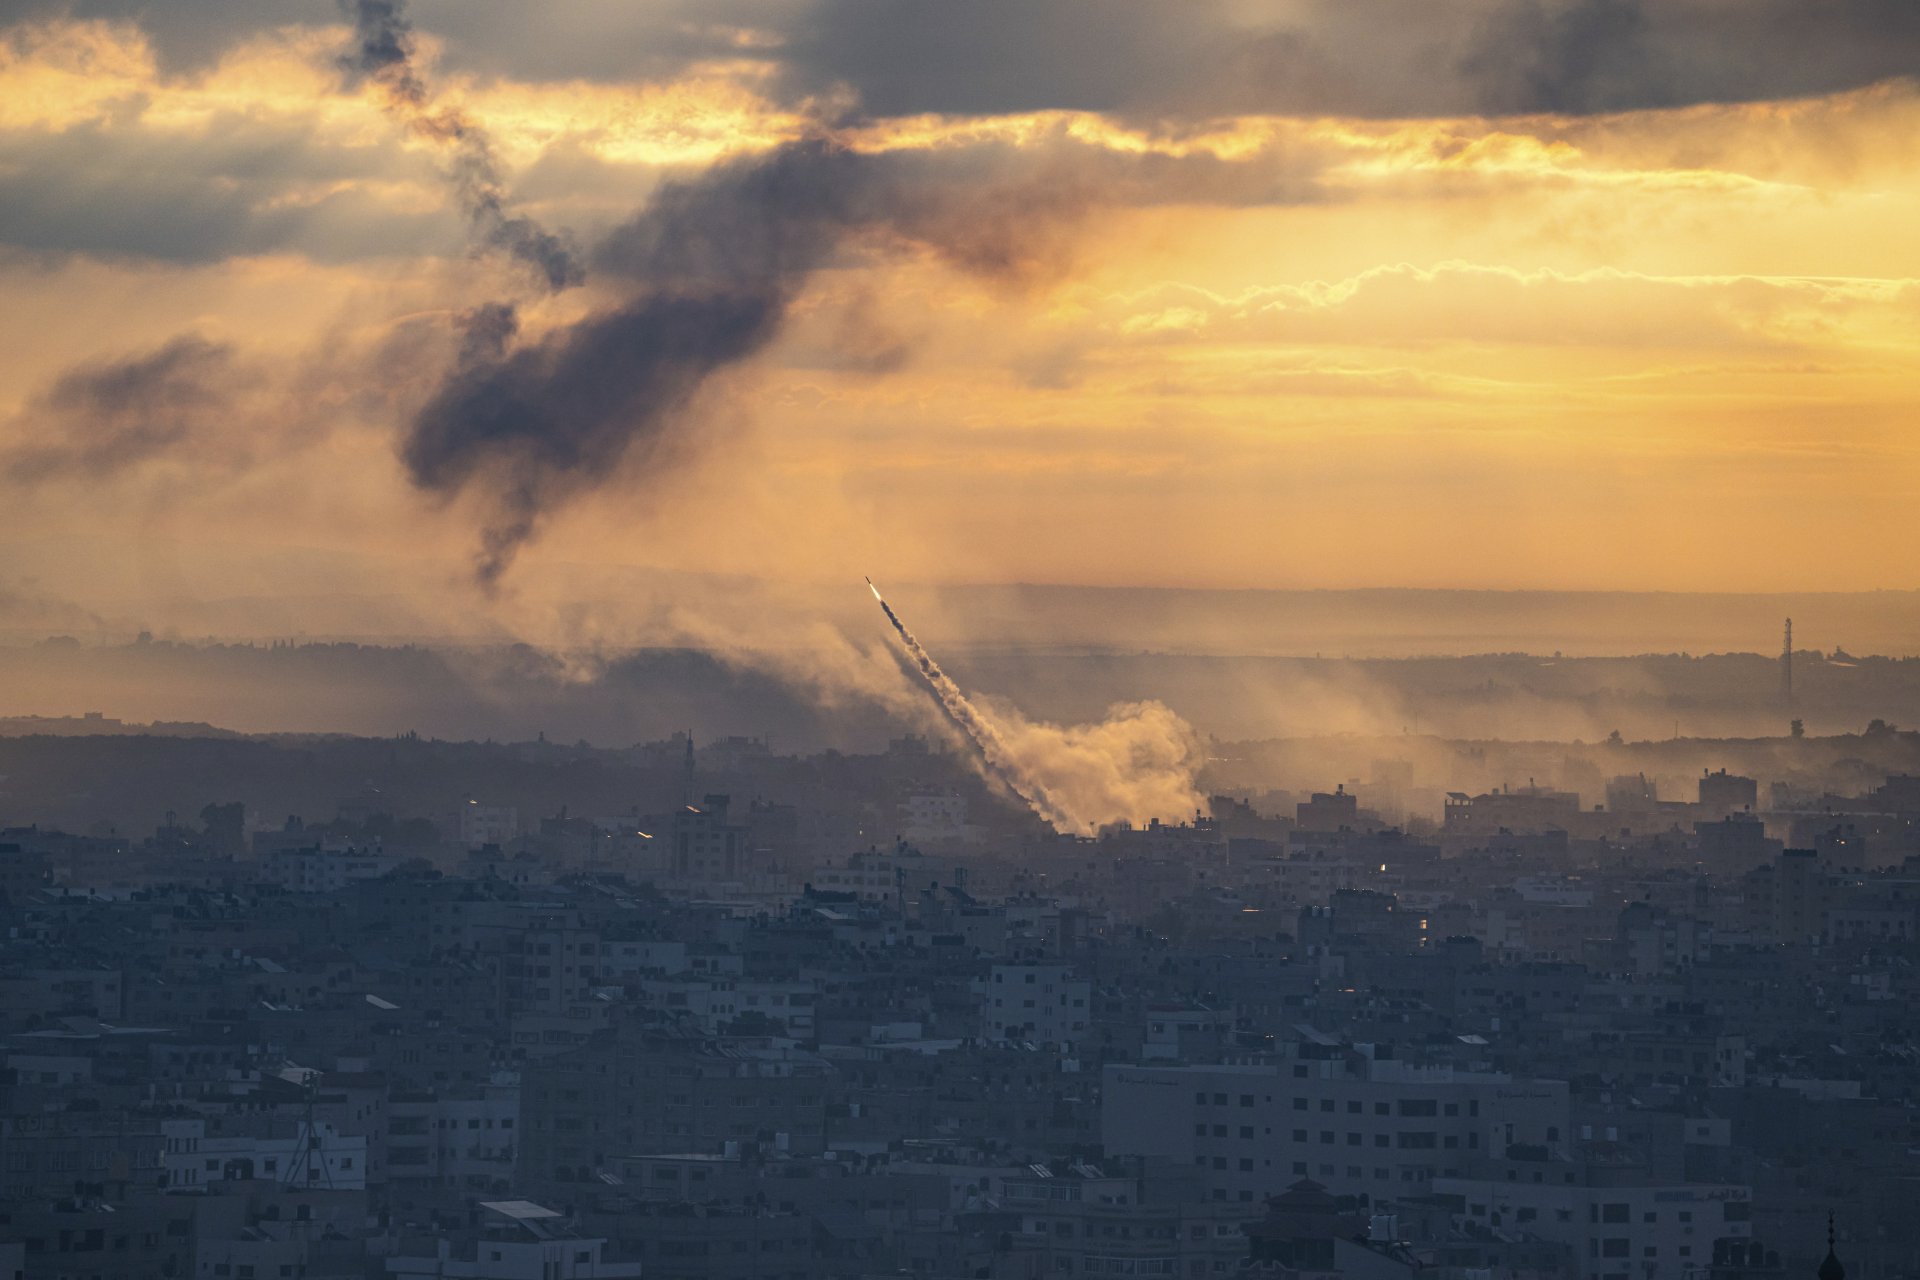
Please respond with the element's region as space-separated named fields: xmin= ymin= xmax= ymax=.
xmin=1817 ymin=1212 xmax=1845 ymax=1280
xmin=681 ymin=730 xmax=695 ymax=806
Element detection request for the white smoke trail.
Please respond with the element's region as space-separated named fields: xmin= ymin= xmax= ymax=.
xmin=867 ymin=578 xmax=1077 ymax=829
xmin=977 ymin=697 xmax=1206 ymax=836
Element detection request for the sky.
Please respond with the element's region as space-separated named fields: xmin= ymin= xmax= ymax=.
xmin=1 ymin=0 xmax=1918 ymax=643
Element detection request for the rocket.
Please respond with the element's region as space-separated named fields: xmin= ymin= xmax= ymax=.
xmin=866 ymin=577 xmax=925 ymax=670
xmin=864 ymin=575 xmax=1062 ymax=827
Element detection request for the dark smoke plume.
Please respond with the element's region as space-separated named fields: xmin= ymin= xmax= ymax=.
xmin=401 ymin=140 xmax=1034 ymax=588
xmin=380 ymin=47 xmax=1285 ymax=586
xmin=5 ymin=336 xmax=237 ymax=483
xmin=407 ymin=290 xmax=785 ymax=587
xmin=337 ymin=0 xmax=581 ymax=291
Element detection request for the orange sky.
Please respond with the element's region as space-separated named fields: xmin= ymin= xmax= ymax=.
xmin=0 ymin=7 xmax=1916 ymax=633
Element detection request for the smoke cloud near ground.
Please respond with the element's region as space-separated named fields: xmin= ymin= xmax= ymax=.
xmin=864 ymin=579 xmax=1204 ymax=834
xmin=15 ymin=4 xmax=1889 ymax=835
xmin=867 ymin=578 xmax=1073 ymax=825
xmin=522 ymin=573 xmax=1211 ymax=836
xmin=975 ymin=697 xmax=1207 ymax=835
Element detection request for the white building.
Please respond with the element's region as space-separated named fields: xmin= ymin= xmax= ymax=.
xmin=1142 ymin=1006 xmax=1235 ymax=1061
xmin=1102 ymin=1050 xmax=1569 ymax=1205
xmin=164 ymin=1118 xmax=367 ymax=1191
xmin=1513 ymin=876 xmax=1597 ymax=907
xmin=733 ymin=980 xmax=817 ymax=1037
xmin=387 ymin=1076 xmax=520 ymax=1191
xmin=257 ymin=846 xmax=399 ymax=894
xmin=598 ymin=938 xmax=690 ymax=977
xmin=979 ymin=962 xmax=1091 ymax=1051
xmin=811 ymin=847 xmax=915 ymax=903
xmin=387 ymin=1200 xmax=641 ymax=1279
xmin=900 ymin=790 xmax=984 ymax=845
xmin=160 ymin=1117 xmax=206 ymax=1190
xmin=1432 ymin=1163 xmax=1752 ymax=1280
xmin=195 ymin=1232 xmax=308 ymax=1280
xmin=458 ymin=801 xmax=520 ymax=849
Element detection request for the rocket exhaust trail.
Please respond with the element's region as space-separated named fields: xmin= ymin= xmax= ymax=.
xmin=864 ymin=577 xmax=1067 ymax=830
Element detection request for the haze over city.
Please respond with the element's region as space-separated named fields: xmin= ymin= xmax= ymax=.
xmin=0 ymin=4 xmax=1917 ymax=1279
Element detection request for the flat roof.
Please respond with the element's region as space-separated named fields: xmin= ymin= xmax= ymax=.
xmin=480 ymin=1200 xmax=562 ymax=1221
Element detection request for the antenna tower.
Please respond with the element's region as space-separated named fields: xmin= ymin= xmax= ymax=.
xmin=1782 ymin=618 xmax=1794 ymax=707
xmin=283 ymin=1071 xmax=335 ymax=1191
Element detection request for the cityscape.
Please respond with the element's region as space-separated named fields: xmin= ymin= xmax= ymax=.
xmin=3 ymin=2 xmax=1920 ymax=1279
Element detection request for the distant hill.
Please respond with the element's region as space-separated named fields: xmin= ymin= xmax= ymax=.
xmin=2 ymin=636 xmax=1914 ymax=750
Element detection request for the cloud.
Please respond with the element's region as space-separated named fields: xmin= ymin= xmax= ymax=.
xmin=396 ymin=128 xmax=1349 ymax=588
xmin=395 ymin=140 xmax=1019 ymax=587
xmin=0 ymin=577 xmax=111 ymax=634
xmin=0 ymin=312 xmax=459 ymax=494
xmin=4 ymin=335 xmax=238 ymax=481
xmin=12 ymin=1 xmax=1920 ymax=129
xmin=0 ymin=2 xmax=317 ymax=76
xmin=3 ymin=3 xmax=1919 ymax=612
xmin=1463 ymin=0 xmax=1667 ymax=115
xmin=1462 ymin=0 xmax=1920 ymax=115
xmin=1106 ymin=264 xmax=1920 ymax=353
xmin=702 ymin=0 xmax=1920 ymax=120
xmin=0 ymin=119 xmax=460 ymax=264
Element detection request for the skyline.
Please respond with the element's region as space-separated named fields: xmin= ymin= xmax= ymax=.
xmin=0 ymin=1 xmax=1917 ymax=640
xmin=2 ymin=15 xmax=1919 ymax=1271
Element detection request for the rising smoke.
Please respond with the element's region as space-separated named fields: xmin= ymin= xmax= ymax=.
xmin=868 ymin=577 xmax=1070 ymax=824
xmin=398 ymin=134 xmax=1083 ymax=587
xmin=980 ymin=698 xmax=1207 ymax=836
xmin=4 ymin=336 xmax=237 ymax=483
xmin=336 ymin=3 xmax=1210 ymax=827
xmin=337 ymin=1 xmax=1329 ymax=587
xmin=867 ymin=579 xmax=1204 ymax=834
xmin=338 ymin=0 xmax=582 ymax=293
